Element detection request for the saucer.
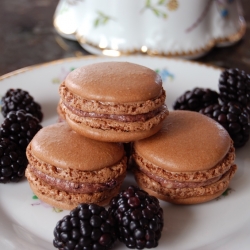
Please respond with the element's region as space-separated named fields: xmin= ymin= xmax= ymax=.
xmin=1 ymin=55 xmax=250 ymax=249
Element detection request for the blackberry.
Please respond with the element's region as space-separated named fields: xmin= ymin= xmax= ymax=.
xmin=200 ymin=102 xmax=250 ymax=148
xmin=53 ymin=203 xmax=117 ymax=250
xmin=173 ymin=87 xmax=219 ymax=111
xmin=108 ymin=185 xmax=164 ymax=249
xmin=218 ymin=68 xmax=250 ymax=115
xmin=1 ymin=88 xmax=43 ymax=122
xmin=0 ymin=110 xmax=42 ymax=151
xmin=0 ymin=138 xmax=28 ymax=183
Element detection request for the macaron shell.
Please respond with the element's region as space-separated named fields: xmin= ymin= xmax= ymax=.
xmin=28 ymin=122 xmax=124 ymax=171
xmin=59 ymin=86 xmax=167 ymax=115
xmin=132 ymin=143 xmax=235 ymax=182
xmin=26 ymin=147 xmax=127 ymax=183
xmin=65 ymin=116 xmax=165 ymax=142
xmin=140 ymin=186 xmax=228 ymax=205
xmin=64 ymin=61 xmax=163 ymax=103
xmin=28 ymin=179 xmax=120 ymax=210
xmin=134 ymin=110 xmax=231 ymax=172
xmin=62 ymin=104 xmax=168 ymax=132
xmin=56 ymin=101 xmax=65 ymax=122
xmin=134 ymin=164 xmax=237 ymax=204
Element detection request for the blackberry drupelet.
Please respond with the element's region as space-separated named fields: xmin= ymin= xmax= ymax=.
xmin=53 ymin=203 xmax=117 ymax=250
xmin=218 ymin=68 xmax=250 ymax=115
xmin=0 ymin=110 xmax=42 ymax=151
xmin=200 ymin=102 xmax=250 ymax=148
xmin=1 ymin=88 xmax=43 ymax=122
xmin=108 ymin=185 xmax=164 ymax=249
xmin=0 ymin=138 xmax=28 ymax=183
xmin=173 ymin=87 xmax=219 ymax=111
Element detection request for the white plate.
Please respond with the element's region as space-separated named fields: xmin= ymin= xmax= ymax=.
xmin=0 ymin=55 xmax=249 ymax=250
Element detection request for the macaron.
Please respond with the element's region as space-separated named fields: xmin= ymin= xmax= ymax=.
xmin=59 ymin=61 xmax=169 ymax=142
xmin=25 ymin=122 xmax=127 ymax=210
xmin=132 ymin=110 xmax=237 ymax=205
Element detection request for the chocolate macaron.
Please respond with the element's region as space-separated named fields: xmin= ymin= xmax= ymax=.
xmin=132 ymin=110 xmax=237 ymax=205
xmin=25 ymin=122 xmax=127 ymax=210
xmin=59 ymin=61 xmax=169 ymax=142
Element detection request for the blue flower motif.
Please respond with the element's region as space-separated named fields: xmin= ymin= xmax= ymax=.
xmin=155 ymin=68 xmax=174 ymax=82
xmin=216 ymin=0 xmax=234 ymax=18
xmin=220 ymin=9 xmax=228 ymax=17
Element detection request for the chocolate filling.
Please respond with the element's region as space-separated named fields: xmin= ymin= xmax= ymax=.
xmin=28 ymin=165 xmax=125 ymax=194
xmin=63 ymin=101 xmax=165 ymax=122
xmin=135 ymin=166 xmax=225 ymax=188
xmin=132 ymin=144 xmax=235 ymax=182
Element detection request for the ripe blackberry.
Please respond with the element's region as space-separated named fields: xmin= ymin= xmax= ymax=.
xmin=0 ymin=110 xmax=42 ymax=151
xmin=53 ymin=203 xmax=117 ymax=250
xmin=1 ymin=88 xmax=43 ymax=122
xmin=108 ymin=185 xmax=164 ymax=249
xmin=218 ymin=68 xmax=250 ymax=115
xmin=0 ymin=138 xmax=28 ymax=183
xmin=173 ymin=87 xmax=219 ymax=111
xmin=200 ymin=102 xmax=250 ymax=148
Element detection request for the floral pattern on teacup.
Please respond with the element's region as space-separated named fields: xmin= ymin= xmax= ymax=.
xmin=94 ymin=12 xmax=115 ymax=27
xmin=140 ymin=0 xmax=179 ymax=19
xmin=186 ymin=0 xmax=235 ymax=33
xmin=216 ymin=0 xmax=235 ymax=17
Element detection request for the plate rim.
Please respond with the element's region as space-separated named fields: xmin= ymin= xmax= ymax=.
xmin=0 ymin=55 xmax=224 ymax=81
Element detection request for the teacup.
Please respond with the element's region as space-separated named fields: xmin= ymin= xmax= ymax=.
xmin=53 ymin=0 xmax=246 ymax=58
